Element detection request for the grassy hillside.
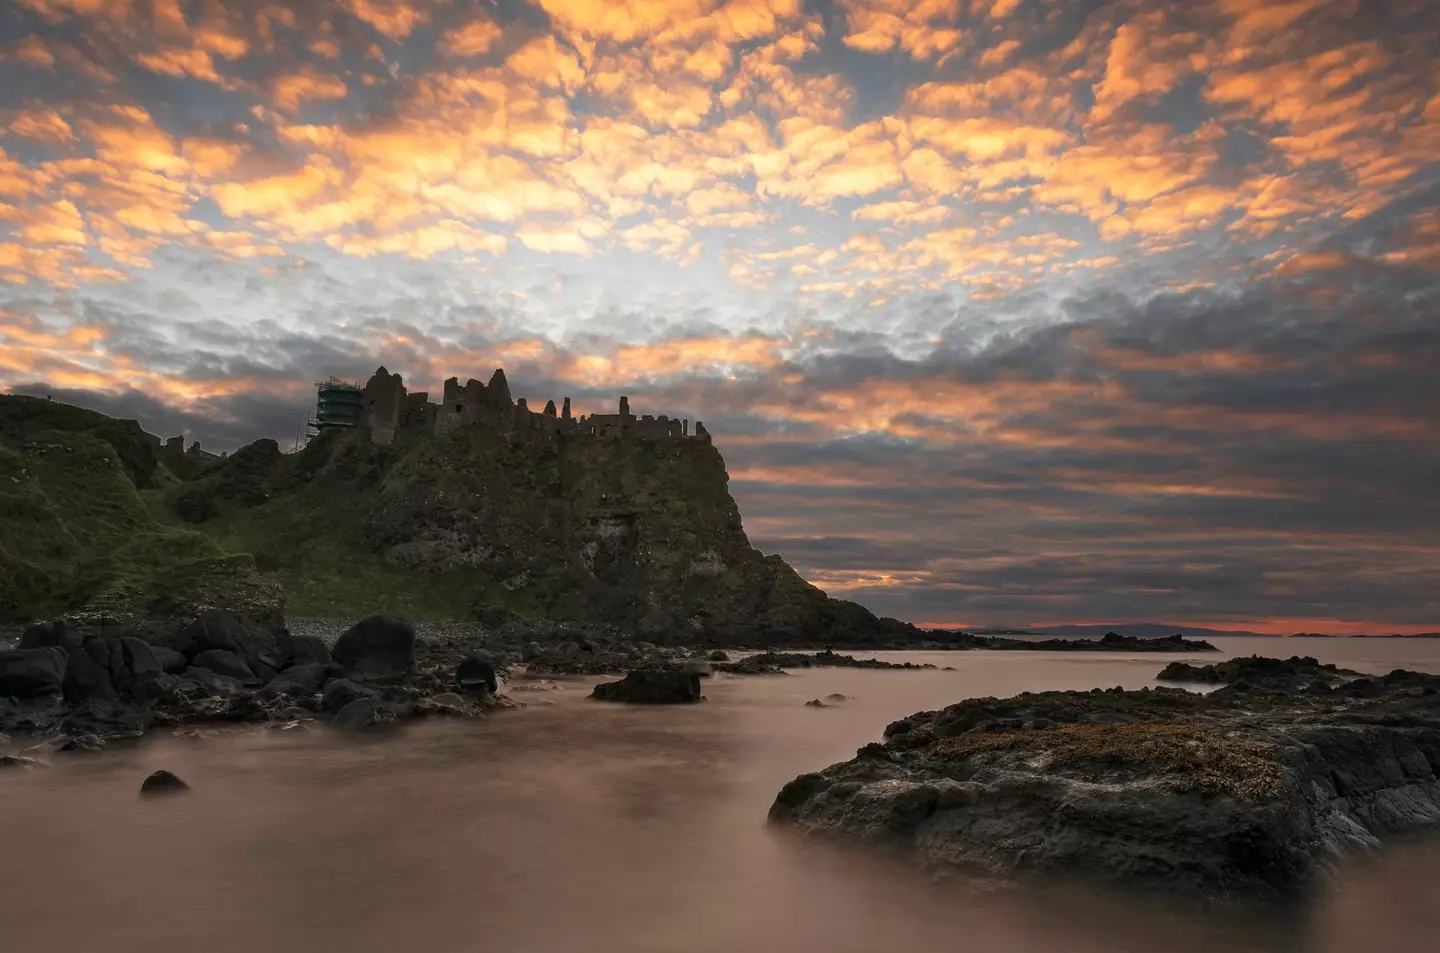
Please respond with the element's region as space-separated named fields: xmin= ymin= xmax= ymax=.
xmin=0 ymin=396 xmax=236 ymax=620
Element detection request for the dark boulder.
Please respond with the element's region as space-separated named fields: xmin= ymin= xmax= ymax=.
xmin=591 ymin=671 xmax=703 ymax=704
xmin=171 ymin=610 xmax=267 ymax=663
xmin=152 ymin=646 xmax=187 ymax=675
xmin=140 ymin=770 xmax=190 ymax=797
xmin=260 ymin=662 xmax=327 ymax=698
xmin=332 ymin=696 xmax=381 ymax=730
xmin=321 ymin=678 xmax=375 ymax=713
xmin=332 ymin=616 xmax=415 ymax=678
xmin=191 ymin=649 xmax=256 ymax=682
xmin=64 ymin=637 xmax=164 ymax=700
xmin=455 ymin=656 xmax=498 ymax=695
xmin=63 ymin=646 xmax=119 ymax=703
xmin=276 ymin=629 xmax=331 ymax=667
xmin=181 ymin=667 xmax=244 ymax=697
xmin=0 ymin=647 xmax=69 ymax=698
xmin=20 ymin=621 xmax=82 ymax=652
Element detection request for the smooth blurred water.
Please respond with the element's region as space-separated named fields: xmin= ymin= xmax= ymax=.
xmin=3 ymin=638 xmax=1438 ymax=953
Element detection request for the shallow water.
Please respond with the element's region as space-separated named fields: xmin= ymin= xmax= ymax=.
xmin=3 ymin=637 xmax=1439 ymax=953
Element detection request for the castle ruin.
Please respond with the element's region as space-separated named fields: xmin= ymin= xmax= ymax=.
xmin=329 ymin=366 xmax=711 ymax=448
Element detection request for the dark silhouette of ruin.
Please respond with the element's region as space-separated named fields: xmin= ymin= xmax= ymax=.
xmin=333 ymin=366 xmax=711 ymax=448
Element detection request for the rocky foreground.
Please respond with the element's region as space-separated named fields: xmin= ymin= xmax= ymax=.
xmin=0 ymin=612 xmax=513 ymax=753
xmin=768 ymin=656 xmax=1440 ymax=906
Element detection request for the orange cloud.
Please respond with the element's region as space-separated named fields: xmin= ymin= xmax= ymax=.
xmin=441 ymin=17 xmax=505 ymax=56
xmin=341 ymin=0 xmax=430 ymax=39
xmin=8 ymin=36 xmax=56 ymax=69
xmin=272 ymin=69 xmax=349 ymax=113
xmin=136 ymin=47 xmax=221 ymax=83
xmin=9 ymin=108 xmax=75 ymax=146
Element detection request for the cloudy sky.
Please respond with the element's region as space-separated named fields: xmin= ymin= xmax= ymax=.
xmin=2 ymin=0 xmax=1438 ymax=633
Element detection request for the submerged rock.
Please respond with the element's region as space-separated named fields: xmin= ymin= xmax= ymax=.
xmin=591 ymin=671 xmax=703 ymax=704
xmin=768 ymin=662 xmax=1440 ymax=907
xmin=716 ymin=650 xmax=936 ymax=676
xmin=140 ymin=770 xmax=190 ymax=797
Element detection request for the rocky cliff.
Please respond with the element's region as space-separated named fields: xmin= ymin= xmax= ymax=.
xmin=182 ymin=418 xmax=915 ymax=646
xmin=0 ymin=393 xmax=916 ymax=646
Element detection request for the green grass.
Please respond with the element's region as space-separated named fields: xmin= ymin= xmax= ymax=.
xmin=0 ymin=428 xmax=228 ymax=619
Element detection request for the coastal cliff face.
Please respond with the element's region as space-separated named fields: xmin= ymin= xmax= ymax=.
xmin=186 ymin=421 xmax=911 ymax=645
xmin=768 ymin=664 xmax=1440 ymax=905
xmin=0 ymin=392 xmax=911 ymax=645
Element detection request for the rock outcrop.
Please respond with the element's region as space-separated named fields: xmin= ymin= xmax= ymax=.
xmin=715 ymin=649 xmax=938 ymax=675
xmin=768 ymin=662 xmax=1440 ymax=907
xmin=591 ymin=671 xmax=703 ymax=704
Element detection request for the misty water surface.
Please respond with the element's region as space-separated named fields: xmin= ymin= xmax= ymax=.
xmin=3 ymin=637 xmax=1439 ymax=953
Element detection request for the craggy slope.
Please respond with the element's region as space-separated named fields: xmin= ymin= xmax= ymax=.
xmin=174 ymin=419 xmax=914 ymax=644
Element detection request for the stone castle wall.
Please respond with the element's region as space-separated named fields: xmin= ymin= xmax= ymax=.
xmin=357 ymin=366 xmax=711 ymax=448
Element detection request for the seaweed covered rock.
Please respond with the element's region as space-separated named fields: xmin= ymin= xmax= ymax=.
xmin=591 ymin=671 xmax=703 ymax=704
xmin=769 ymin=663 xmax=1440 ymax=907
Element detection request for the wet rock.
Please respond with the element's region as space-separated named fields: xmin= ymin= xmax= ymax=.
xmin=0 ymin=647 xmax=69 ymax=698
xmin=769 ymin=661 xmax=1440 ymax=908
xmin=140 ymin=770 xmax=190 ymax=797
xmin=19 ymin=621 xmax=82 ymax=652
xmin=805 ymin=699 xmax=828 ymax=707
xmin=1157 ymin=655 xmax=1358 ymax=693
xmin=261 ymin=662 xmax=327 ymax=698
xmin=191 ymin=649 xmax=255 ymax=682
xmin=252 ymin=661 xmax=279 ymax=684
xmin=332 ymin=616 xmax=416 ymax=678
xmin=1 ymin=754 xmax=42 ymax=770
xmin=429 ymin=692 xmax=467 ymax=713
xmin=715 ymin=650 xmax=936 ymax=676
xmin=591 ymin=671 xmax=703 ymax=704
xmin=60 ymin=734 xmax=107 ymax=753
xmin=680 ymin=659 xmax=713 ymax=676
xmin=131 ymin=674 xmax=180 ymax=703
xmin=181 ymin=667 xmax=244 ymax=697
xmin=321 ymin=678 xmax=375 ymax=713
xmin=825 ymin=693 xmax=852 ymax=702
xmin=706 ymin=650 xmax=730 ymax=662
xmin=455 ymin=656 xmax=497 ymax=695
xmin=332 ymin=696 xmax=382 ymax=730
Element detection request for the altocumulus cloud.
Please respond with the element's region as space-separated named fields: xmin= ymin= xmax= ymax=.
xmin=1 ymin=0 xmax=1438 ymax=632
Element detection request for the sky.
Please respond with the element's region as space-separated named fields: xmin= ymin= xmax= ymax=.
xmin=1 ymin=0 xmax=1438 ymax=634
